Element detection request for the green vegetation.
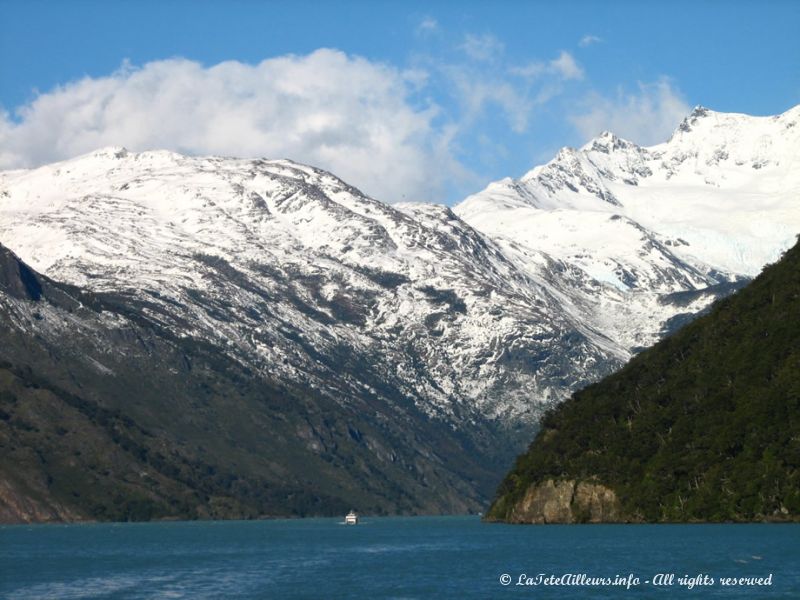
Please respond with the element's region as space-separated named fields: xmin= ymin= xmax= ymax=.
xmin=489 ymin=238 xmax=800 ymax=523
xmin=0 ymin=360 xmax=354 ymax=522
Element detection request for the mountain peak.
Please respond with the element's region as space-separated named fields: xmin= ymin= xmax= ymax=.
xmin=89 ymin=146 xmax=130 ymax=160
xmin=673 ymin=105 xmax=715 ymax=135
xmin=583 ymin=130 xmax=638 ymax=154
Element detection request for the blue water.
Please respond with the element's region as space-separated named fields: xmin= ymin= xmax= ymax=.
xmin=1 ymin=517 xmax=797 ymax=599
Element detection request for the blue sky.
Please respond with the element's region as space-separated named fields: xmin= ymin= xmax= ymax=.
xmin=1 ymin=0 xmax=798 ymax=203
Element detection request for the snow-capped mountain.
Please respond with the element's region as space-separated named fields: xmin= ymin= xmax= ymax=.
xmin=0 ymin=148 xmax=623 ymax=430
xmin=0 ymin=104 xmax=797 ymax=515
xmin=455 ymin=104 xmax=800 ymax=351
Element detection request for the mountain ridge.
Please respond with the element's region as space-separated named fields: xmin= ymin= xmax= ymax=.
xmin=0 ymin=147 xmax=629 ymax=426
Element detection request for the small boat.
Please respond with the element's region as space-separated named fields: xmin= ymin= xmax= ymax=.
xmin=344 ymin=510 xmax=359 ymax=525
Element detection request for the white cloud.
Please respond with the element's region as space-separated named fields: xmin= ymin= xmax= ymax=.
xmin=416 ymin=17 xmax=439 ymax=35
xmin=508 ymin=62 xmax=546 ymax=79
xmin=438 ymin=52 xmax=585 ymax=139
xmin=569 ymin=78 xmax=691 ymax=145
xmin=548 ymin=51 xmax=584 ymax=81
xmin=579 ymin=34 xmax=602 ymax=48
xmin=445 ymin=65 xmax=532 ymax=132
xmin=510 ymin=51 xmax=584 ymax=81
xmin=0 ymin=50 xmax=461 ymax=203
xmin=459 ymin=33 xmax=504 ymax=62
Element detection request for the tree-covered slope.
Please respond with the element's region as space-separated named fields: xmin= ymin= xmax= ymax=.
xmin=488 ymin=237 xmax=800 ymax=523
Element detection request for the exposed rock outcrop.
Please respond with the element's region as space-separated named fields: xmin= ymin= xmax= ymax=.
xmin=504 ymin=479 xmax=622 ymax=524
xmin=0 ymin=478 xmax=85 ymax=524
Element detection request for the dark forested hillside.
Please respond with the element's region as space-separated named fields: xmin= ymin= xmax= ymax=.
xmin=488 ymin=237 xmax=800 ymax=523
xmin=0 ymin=244 xmax=503 ymax=523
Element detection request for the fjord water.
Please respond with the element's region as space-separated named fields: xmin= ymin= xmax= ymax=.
xmin=1 ymin=517 xmax=797 ymax=599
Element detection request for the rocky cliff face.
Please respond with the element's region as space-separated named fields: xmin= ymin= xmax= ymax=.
xmin=0 ymin=478 xmax=85 ymax=524
xmin=497 ymin=479 xmax=621 ymax=524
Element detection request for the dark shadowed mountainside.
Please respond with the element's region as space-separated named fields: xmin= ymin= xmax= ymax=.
xmin=0 ymin=244 xmax=507 ymax=523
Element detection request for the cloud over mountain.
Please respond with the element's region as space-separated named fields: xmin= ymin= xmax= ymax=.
xmin=0 ymin=50 xmax=457 ymax=203
xmin=570 ymin=78 xmax=690 ymax=145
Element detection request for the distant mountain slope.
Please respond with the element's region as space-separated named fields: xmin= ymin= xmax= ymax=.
xmin=487 ymin=238 xmax=800 ymax=523
xmin=0 ymin=244 xmax=501 ymax=522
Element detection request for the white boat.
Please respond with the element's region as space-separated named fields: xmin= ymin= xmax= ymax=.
xmin=345 ymin=510 xmax=359 ymax=525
